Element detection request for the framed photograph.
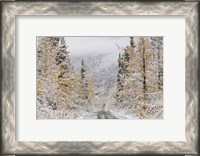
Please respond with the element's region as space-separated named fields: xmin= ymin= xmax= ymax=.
xmin=1 ymin=0 xmax=199 ymax=155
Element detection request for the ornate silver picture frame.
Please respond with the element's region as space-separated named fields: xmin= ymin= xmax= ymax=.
xmin=1 ymin=1 xmax=199 ymax=155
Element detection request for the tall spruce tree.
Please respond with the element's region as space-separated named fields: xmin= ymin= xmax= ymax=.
xmin=116 ymin=52 xmax=123 ymax=102
xmin=157 ymin=37 xmax=163 ymax=90
xmin=80 ymin=58 xmax=88 ymax=99
xmin=141 ymin=37 xmax=147 ymax=95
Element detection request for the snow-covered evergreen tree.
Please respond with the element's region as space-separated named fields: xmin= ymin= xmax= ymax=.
xmin=37 ymin=37 xmax=62 ymax=110
xmin=80 ymin=58 xmax=89 ymax=100
xmin=37 ymin=37 xmax=91 ymax=119
xmin=114 ymin=36 xmax=163 ymax=119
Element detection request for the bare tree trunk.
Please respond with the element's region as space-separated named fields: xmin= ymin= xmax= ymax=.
xmin=142 ymin=38 xmax=146 ymax=96
xmin=157 ymin=47 xmax=161 ymax=90
xmin=157 ymin=47 xmax=163 ymax=90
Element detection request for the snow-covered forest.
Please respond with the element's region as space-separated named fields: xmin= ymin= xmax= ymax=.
xmin=37 ymin=36 xmax=163 ymax=119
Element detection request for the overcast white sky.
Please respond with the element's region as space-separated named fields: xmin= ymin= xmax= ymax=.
xmin=65 ymin=37 xmax=130 ymax=57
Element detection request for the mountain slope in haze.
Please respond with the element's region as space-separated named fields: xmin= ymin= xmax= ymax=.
xmin=71 ymin=52 xmax=118 ymax=99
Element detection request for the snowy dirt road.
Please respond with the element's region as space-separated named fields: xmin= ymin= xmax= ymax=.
xmin=97 ymin=110 xmax=118 ymax=119
xmin=80 ymin=110 xmax=118 ymax=119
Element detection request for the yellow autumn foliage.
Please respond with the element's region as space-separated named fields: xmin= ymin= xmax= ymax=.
xmin=37 ymin=80 xmax=43 ymax=96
